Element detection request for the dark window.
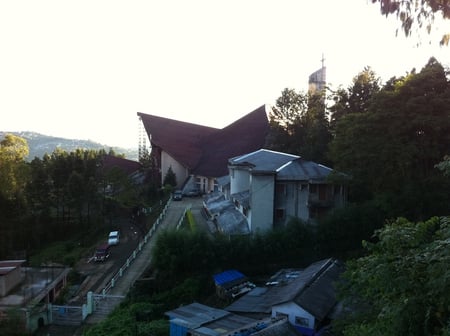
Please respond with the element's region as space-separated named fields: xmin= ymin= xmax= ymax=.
xmin=275 ymin=208 xmax=285 ymax=219
xmin=295 ymin=316 xmax=309 ymax=327
xmin=276 ymin=183 xmax=286 ymax=195
xmin=309 ymin=184 xmax=317 ymax=193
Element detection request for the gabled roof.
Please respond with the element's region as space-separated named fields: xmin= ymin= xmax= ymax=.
xmin=229 ymin=150 xmax=339 ymax=183
xmin=102 ymin=154 xmax=142 ymax=176
xmin=138 ymin=105 xmax=269 ymax=177
xmin=229 ymin=149 xmax=299 ymax=173
xmin=225 ymin=259 xmax=344 ymax=321
xmin=276 ymin=158 xmax=334 ymax=182
xmin=138 ymin=113 xmax=217 ymax=170
xmin=194 ymin=105 xmax=270 ymax=177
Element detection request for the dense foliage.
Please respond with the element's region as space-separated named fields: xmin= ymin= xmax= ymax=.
xmin=0 ymin=143 xmax=158 ymax=262
xmin=336 ymin=216 xmax=450 ymax=335
xmin=329 ymin=58 xmax=450 ymax=220
xmin=371 ymin=0 xmax=450 ymax=45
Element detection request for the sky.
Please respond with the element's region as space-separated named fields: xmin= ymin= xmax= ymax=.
xmin=1 ymin=1 xmax=449 ymax=149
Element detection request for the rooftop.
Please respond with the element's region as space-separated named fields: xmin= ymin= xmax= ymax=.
xmin=138 ymin=105 xmax=269 ymax=178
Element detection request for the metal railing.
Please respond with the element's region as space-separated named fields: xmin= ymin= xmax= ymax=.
xmin=100 ymin=198 xmax=172 ymax=295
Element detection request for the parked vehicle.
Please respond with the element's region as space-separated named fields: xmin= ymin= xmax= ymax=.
xmin=184 ymin=189 xmax=201 ymax=197
xmin=94 ymin=244 xmax=110 ymax=262
xmin=173 ymin=190 xmax=183 ymax=201
xmin=108 ymin=231 xmax=120 ymax=245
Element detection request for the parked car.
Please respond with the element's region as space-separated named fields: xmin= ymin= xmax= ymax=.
xmin=184 ymin=189 xmax=201 ymax=197
xmin=108 ymin=231 xmax=120 ymax=245
xmin=94 ymin=244 xmax=110 ymax=262
xmin=173 ymin=190 xmax=183 ymax=201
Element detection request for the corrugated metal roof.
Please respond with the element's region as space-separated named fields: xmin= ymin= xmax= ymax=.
xmin=165 ymin=302 xmax=257 ymax=335
xmin=252 ymin=318 xmax=302 ymax=336
xmin=165 ymin=303 xmax=229 ymax=329
xmin=231 ymin=190 xmax=250 ymax=208
xmin=216 ymin=209 xmax=250 ymax=235
xmin=226 ymin=259 xmax=344 ymax=321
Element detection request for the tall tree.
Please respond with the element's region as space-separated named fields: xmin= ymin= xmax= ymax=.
xmin=329 ymin=58 xmax=450 ymax=219
xmin=329 ymin=67 xmax=381 ymax=127
xmin=267 ymin=88 xmax=332 ymax=163
xmin=371 ymin=0 xmax=450 ymax=45
xmin=0 ymin=134 xmax=29 ymax=200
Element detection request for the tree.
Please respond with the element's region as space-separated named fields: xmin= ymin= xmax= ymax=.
xmin=328 ymin=58 xmax=450 ymax=219
xmin=435 ymin=155 xmax=450 ymax=176
xmin=163 ymin=166 xmax=177 ymax=188
xmin=329 ymin=67 xmax=381 ymax=126
xmin=0 ymin=134 xmax=29 ymax=200
xmin=336 ymin=216 xmax=450 ymax=335
xmin=371 ymin=0 xmax=450 ymax=45
xmin=267 ymin=88 xmax=332 ymax=163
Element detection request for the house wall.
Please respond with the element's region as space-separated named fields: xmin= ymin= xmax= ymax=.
xmin=274 ymin=181 xmax=310 ymax=227
xmin=0 ymin=267 xmax=21 ymax=297
xmin=161 ymin=151 xmax=189 ymax=188
xmin=249 ymin=174 xmax=275 ymax=232
xmin=170 ymin=322 xmax=188 ymax=336
xmin=230 ymin=167 xmax=250 ymax=194
xmin=272 ymin=301 xmax=315 ymax=332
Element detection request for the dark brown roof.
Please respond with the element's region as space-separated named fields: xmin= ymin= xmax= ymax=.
xmin=138 ymin=113 xmax=218 ymax=169
xmin=102 ymin=154 xmax=142 ymax=175
xmin=194 ymin=105 xmax=270 ymax=177
xmin=138 ymin=105 xmax=269 ymax=178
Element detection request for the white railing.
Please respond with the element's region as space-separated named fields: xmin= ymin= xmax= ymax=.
xmin=100 ymin=198 xmax=172 ymax=295
xmin=176 ymin=204 xmax=192 ymax=230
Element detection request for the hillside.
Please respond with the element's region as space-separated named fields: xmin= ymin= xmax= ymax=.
xmin=0 ymin=131 xmax=139 ymax=161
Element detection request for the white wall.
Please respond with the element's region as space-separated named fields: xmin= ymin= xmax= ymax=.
xmin=272 ymin=301 xmax=315 ymax=330
xmin=274 ymin=182 xmax=310 ymax=225
xmin=229 ymin=167 xmax=250 ymax=194
xmin=249 ymin=174 xmax=275 ymax=232
xmin=161 ymin=151 xmax=188 ymax=188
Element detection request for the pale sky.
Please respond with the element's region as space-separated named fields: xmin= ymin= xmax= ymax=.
xmin=1 ymin=0 xmax=449 ymax=148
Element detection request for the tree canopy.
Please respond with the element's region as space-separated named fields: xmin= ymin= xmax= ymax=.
xmin=337 ymin=216 xmax=450 ymax=335
xmin=328 ymin=58 xmax=450 ymax=219
xmin=371 ymin=0 xmax=450 ymax=45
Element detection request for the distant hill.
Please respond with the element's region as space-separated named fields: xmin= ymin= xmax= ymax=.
xmin=0 ymin=131 xmax=139 ymax=161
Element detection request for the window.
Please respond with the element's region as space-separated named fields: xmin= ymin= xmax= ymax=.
xmin=276 ymin=183 xmax=286 ymax=196
xmin=309 ymin=184 xmax=317 ymax=193
xmin=275 ymin=208 xmax=285 ymax=219
xmin=275 ymin=311 xmax=288 ymax=319
xmin=295 ymin=316 xmax=309 ymax=327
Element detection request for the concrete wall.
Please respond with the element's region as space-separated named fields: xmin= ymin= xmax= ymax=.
xmin=230 ymin=167 xmax=250 ymax=194
xmin=0 ymin=267 xmax=21 ymax=297
xmin=161 ymin=151 xmax=189 ymax=188
xmin=272 ymin=301 xmax=315 ymax=330
xmin=249 ymin=174 xmax=275 ymax=232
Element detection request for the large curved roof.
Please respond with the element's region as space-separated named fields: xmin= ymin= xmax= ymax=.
xmin=138 ymin=105 xmax=269 ymax=177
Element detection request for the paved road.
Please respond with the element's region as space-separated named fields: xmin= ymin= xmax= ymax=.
xmin=40 ymin=196 xmax=209 ymax=335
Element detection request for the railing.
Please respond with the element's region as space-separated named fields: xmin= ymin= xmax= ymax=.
xmin=176 ymin=204 xmax=192 ymax=230
xmin=100 ymin=198 xmax=172 ymax=295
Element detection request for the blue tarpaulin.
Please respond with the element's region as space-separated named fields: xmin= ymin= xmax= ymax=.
xmin=213 ymin=270 xmax=245 ymax=286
